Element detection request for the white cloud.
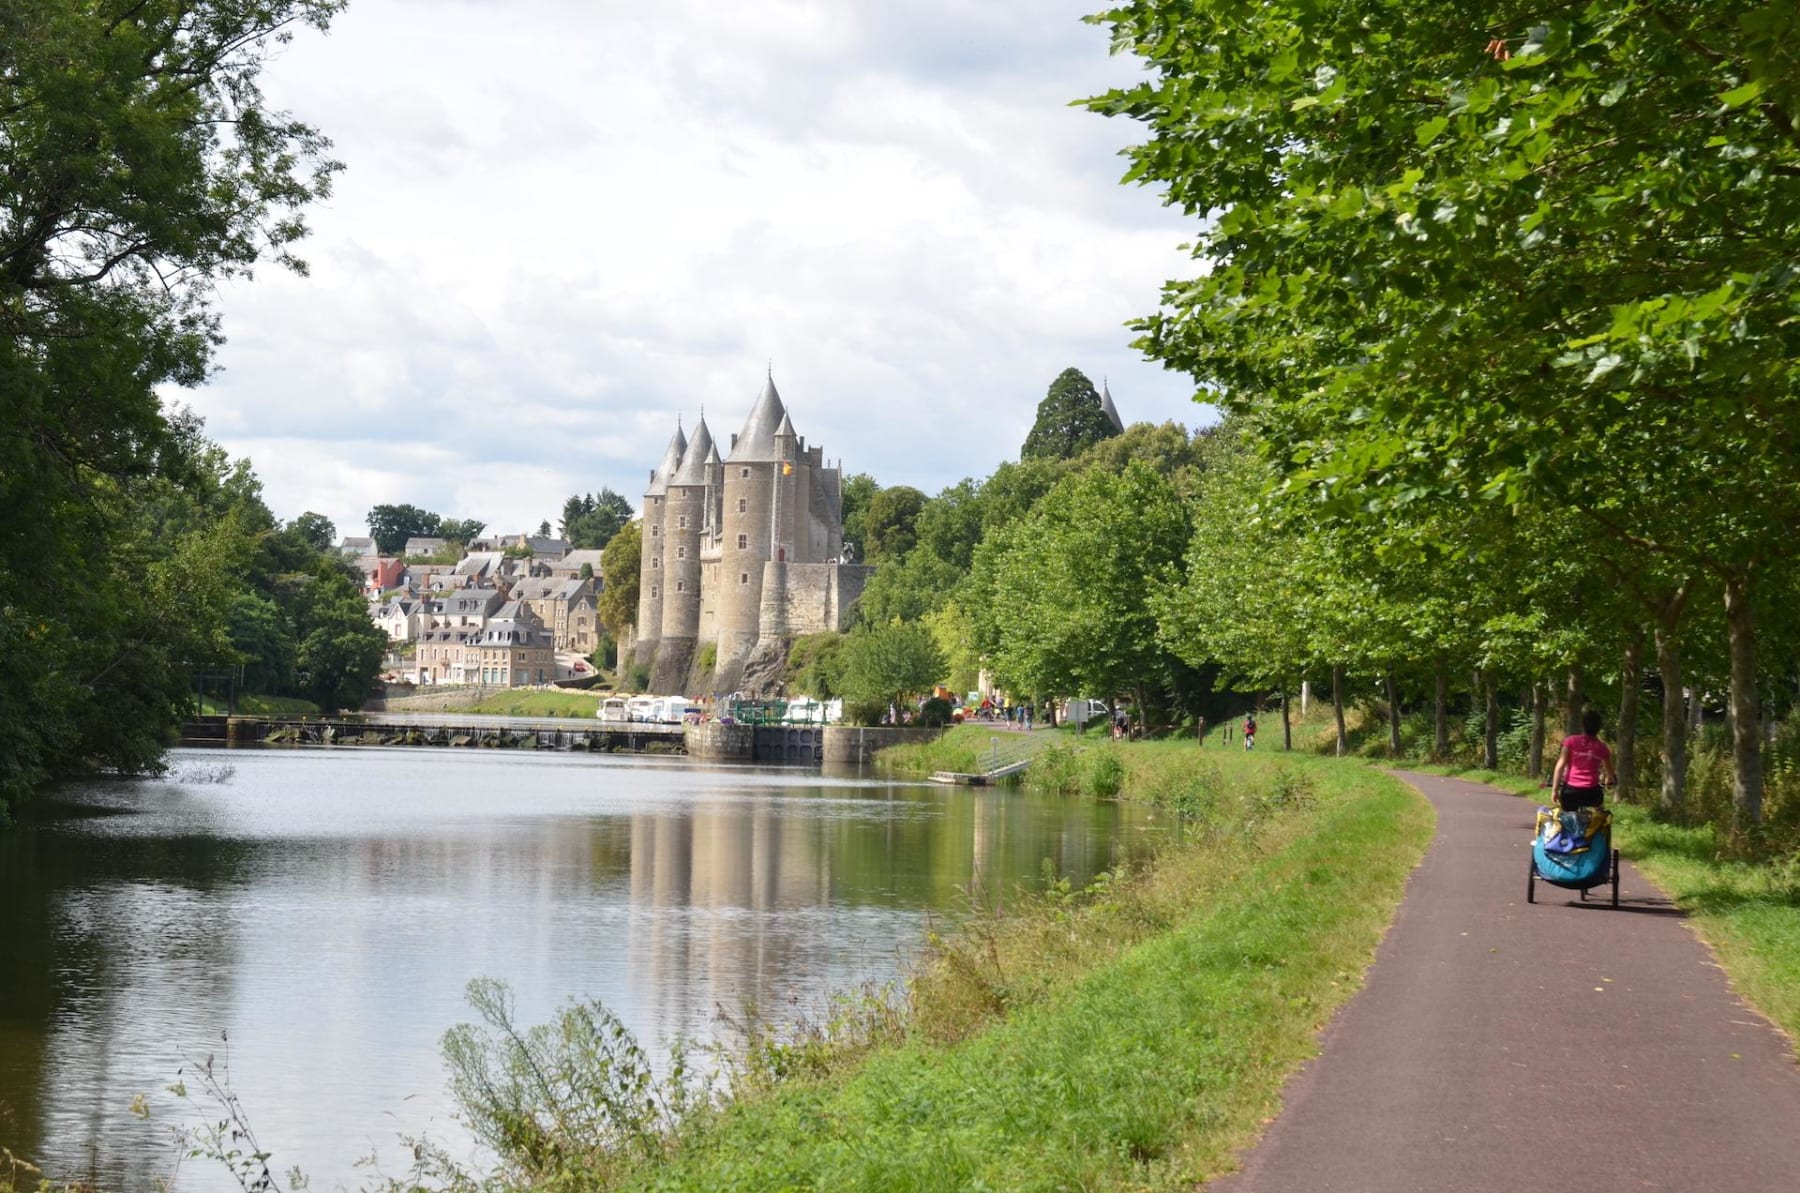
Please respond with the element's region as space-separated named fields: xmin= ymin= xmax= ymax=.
xmin=179 ymin=0 xmax=1211 ymax=540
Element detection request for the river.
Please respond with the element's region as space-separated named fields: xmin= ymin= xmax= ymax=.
xmin=0 ymin=746 xmax=1166 ymax=1189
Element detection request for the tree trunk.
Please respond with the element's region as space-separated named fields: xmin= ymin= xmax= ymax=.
xmin=1655 ymin=626 xmax=1687 ymax=815
xmin=1300 ymin=680 xmax=1309 ymax=716
xmin=1433 ymin=663 xmax=1449 ymax=760
xmin=1483 ymin=673 xmax=1499 ymax=770
xmin=1282 ymin=690 xmax=1293 ymax=751
xmin=1617 ymin=631 xmax=1644 ymax=803
xmin=1564 ymin=663 xmax=1584 ymax=736
xmin=1386 ymin=667 xmax=1402 ymax=756
xmin=1332 ymin=664 xmax=1348 ymax=757
xmin=1724 ymin=577 xmax=1763 ymax=828
xmin=1527 ymin=682 xmax=1547 ymax=779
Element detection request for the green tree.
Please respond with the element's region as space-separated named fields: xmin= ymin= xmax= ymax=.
xmin=837 ymin=621 xmax=948 ymax=719
xmin=366 ymin=504 xmax=444 ymax=555
xmin=1086 ymin=0 xmax=1800 ymax=823
xmin=439 ymin=518 xmax=485 ymax=547
xmin=0 ymin=0 xmax=343 ymax=818
xmin=561 ymin=489 xmax=635 ymax=551
xmin=975 ymin=461 xmax=1190 ymax=724
xmin=599 ymin=521 xmax=642 ymax=640
xmin=839 ymin=472 xmax=880 ymax=558
xmin=286 ymin=512 xmax=336 ymax=553
xmin=1021 ymin=368 xmax=1118 ymax=461
xmin=863 ymin=486 xmax=928 ymax=563
xmin=293 ymin=564 xmax=385 ymax=710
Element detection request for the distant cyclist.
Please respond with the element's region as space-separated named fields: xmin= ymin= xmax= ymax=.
xmin=1243 ymin=713 xmax=1257 ymax=751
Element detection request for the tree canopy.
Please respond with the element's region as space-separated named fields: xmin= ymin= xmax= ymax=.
xmin=1021 ymin=368 xmax=1119 ymax=460
xmin=1 ymin=1 xmax=347 ymax=820
xmin=561 ymin=489 xmax=635 ymax=551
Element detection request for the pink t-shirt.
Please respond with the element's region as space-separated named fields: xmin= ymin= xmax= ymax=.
xmin=1563 ymin=734 xmax=1612 ymax=787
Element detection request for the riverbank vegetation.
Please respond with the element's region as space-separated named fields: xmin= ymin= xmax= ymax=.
xmin=0 ymin=1 xmax=378 ymax=825
xmin=383 ymin=747 xmax=1431 ymax=1191
xmin=464 ymin=689 xmax=607 ymax=718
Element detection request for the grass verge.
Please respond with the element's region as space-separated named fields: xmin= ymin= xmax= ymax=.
xmin=607 ymin=750 xmax=1432 ymax=1191
xmin=196 ymin=692 xmax=318 ymax=716
xmin=464 ymin=689 xmax=606 ymax=717
xmin=1603 ymin=807 xmax=1800 ymax=1042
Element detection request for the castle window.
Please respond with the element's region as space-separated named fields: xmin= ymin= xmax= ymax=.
xmin=651 ymin=525 xmax=658 ymax=536
xmin=651 ymin=585 xmax=659 ymax=598
xmin=736 ymin=534 xmax=748 ymax=550
xmin=652 ymin=557 xmax=659 ymax=568
xmin=737 ymin=498 xmax=747 ymax=513
xmin=740 ymin=467 xmax=750 ymax=479
xmin=678 ymin=515 xmax=688 ymax=529
xmin=676 ymin=580 xmax=685 ymax=592
xmin=739 ymin=572 xmax=749 ymax=585
xmin=677 ymin=546 xmax=686 ymax=559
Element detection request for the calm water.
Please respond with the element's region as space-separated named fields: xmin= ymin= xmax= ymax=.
xmin=0 ymin=747 xmax=1166 ymax=1189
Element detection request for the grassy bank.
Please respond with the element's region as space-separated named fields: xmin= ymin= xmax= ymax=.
xmin=195 ymin=692 xmax=317 ymax=716
xmin=588 ymin=748 xmax=1432 ymax=1191
xmin=463 ymin=689 xmax=606 ymax=718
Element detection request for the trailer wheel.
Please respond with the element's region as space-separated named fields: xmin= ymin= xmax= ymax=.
xmin=1527 ymin=855 xmax=1537 ymax=904
xmin=1611 ymin=850 xmax=1621 ymax=908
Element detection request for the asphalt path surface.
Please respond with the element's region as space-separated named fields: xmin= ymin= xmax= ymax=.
xmin=1211 ymin=770 xmax=1800 ymax=1192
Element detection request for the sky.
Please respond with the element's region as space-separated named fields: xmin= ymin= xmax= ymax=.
xmin=179 ymin=0 xmax=1213 ymax=543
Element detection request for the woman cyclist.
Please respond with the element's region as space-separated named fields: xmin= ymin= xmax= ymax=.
xmin=1550 ymin=709 xmax=1617 ymax=809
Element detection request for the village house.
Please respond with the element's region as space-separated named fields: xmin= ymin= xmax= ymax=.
xmin=452 ymin=551 xmax=514 ymax=586
xmin=404 ymin=561 xmax=459 ymax=592
xmin=548 ymin=549 xmax=605 ymax=581
xmin=338 ymin=536 xmax=374 ymax=557
xmin=374 ymin=594 xmax=430 ymax=642
xmin=436 ymin=586 xmax=503 ymax=628
xmin=360 ymin=557 xmax=406 ymax=598
xmin=414 ymin=624 xmax=478 ymax=684
xmin=556 ymin=582 xmax=600 ymax=656
xmin=402 ymin=536 xmax=449 ymax=558
xmin=473 ymin=602 xmax=556 ymax=686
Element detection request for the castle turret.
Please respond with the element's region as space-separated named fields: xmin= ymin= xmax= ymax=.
xmin=716 ymin=375 xmax=787 ymax=673
xmin=1100 ymin=379 xmax=1124 ymax=433
xmin=633 ymin=424 xmax=686 ymax=666
xmin=652 ymin=417 xmax=714 ymax=690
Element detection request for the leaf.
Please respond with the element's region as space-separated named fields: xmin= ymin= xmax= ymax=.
xmin=1718 ymin=81 xmax=1764 ymax=109
xmin=1415 ymin=116 xmax=1449 ymax=146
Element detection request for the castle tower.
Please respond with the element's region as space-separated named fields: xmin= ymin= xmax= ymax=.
xmin=1100 ymin=379 xmax=1125 ymax=433
xmin=652 ymin=417 xmax=714 ymax=691
xmin=715 ymin=374 xmax=787 ymax=673
xmin=633 ymin=424 xmax=687 ymax=666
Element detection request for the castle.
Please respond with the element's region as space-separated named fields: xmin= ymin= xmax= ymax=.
xmin=633 ymin=373 xmax=873 ymax=694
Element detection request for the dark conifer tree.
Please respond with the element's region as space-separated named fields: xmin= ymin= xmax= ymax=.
xmin=1021 ymin=368 xmax=1119 ymax=460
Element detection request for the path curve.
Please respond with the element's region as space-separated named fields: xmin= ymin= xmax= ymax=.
xmin=1211 ymin=771 xmax=1800 ymax=1192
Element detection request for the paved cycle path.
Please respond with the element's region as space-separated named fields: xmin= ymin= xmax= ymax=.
xmin=1212 ymin=771 xmax=1800 ymax=1192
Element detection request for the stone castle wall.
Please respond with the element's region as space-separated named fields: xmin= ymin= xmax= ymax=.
xmin=758 ymin=562 xmax=874 ymax=639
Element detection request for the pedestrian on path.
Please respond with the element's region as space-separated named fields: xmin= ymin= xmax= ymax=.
xmin=1243 ymin=713 xmax=1257 ymax=751
xmin=1550 ymin=708 xmax=1615 ymax=808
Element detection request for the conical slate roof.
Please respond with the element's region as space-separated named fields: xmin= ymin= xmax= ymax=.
xmin=1100 ymin=381 xmax=1124 ymax=433
xmin=727 ymin=373 xmax=788 ymax=463
xmin=671 ymin=417 xmax=715 ymax=486
xmin=646 ymin=424 xmax=688 ymax=496
xmin=775 ymin=411 xmax=796 ymax=440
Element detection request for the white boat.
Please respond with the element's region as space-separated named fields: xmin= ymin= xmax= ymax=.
xmin=627 ymin=695 xmax=660 ymax=723
xmin=597 ymin=697 xmax=630 ymax=723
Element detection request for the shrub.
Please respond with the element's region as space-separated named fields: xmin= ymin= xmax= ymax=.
xmin=918 ymin=696 xmax=954 ymax=728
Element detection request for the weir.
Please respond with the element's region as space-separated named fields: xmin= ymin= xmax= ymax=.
xmin=176 ymin=716 xmax=874 ymax=763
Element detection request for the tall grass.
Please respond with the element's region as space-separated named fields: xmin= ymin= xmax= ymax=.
xmin=419 ymin=747 xmax=1432 ymax=1192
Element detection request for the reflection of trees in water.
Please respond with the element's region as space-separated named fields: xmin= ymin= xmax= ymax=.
xmin=0 ymin=804 xmax=256 ymax=1188
xmin=2 ymin=766 xmax=1159 ymax=1188
xmin=620 ymin=784 xmax=1157 ymax=1047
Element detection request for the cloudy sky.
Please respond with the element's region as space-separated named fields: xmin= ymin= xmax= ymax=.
xmin=182 ymin=0 xmax=1212 ymax=542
